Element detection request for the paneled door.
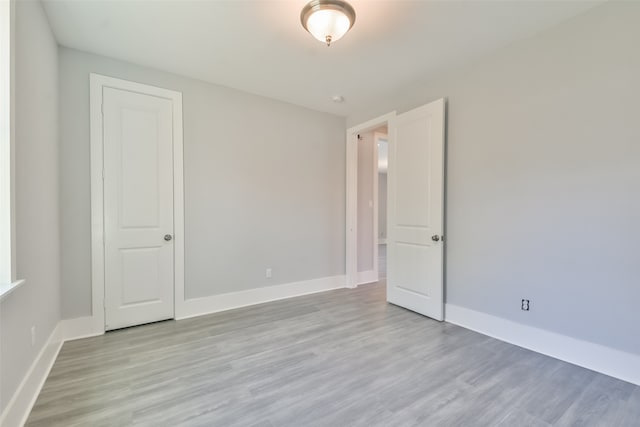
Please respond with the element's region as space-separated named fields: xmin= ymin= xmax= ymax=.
xmin=102 ymin=86 xmax=175 ymax=330
xmin=387 ymin=99 xmax=446 ymax=320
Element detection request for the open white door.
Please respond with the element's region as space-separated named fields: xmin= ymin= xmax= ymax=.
xmin=103 ymin=87 xmax=175 ymax=330
xmin=387 ymin=99 xmax=445 ymax=320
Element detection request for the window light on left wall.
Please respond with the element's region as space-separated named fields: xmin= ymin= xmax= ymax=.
xmin=0 ymin=0 xmax=23 ymax=300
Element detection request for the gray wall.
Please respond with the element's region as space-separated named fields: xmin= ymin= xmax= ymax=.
xmin=356 ymin=131 xmax=374 ymax=273
xmin=59 ymin=48 xmax=346 ymax=318
xmin=348 ymin=2 xmax=640 ymax=356
xmin=0 ymin=0 xmax=60 ymax=413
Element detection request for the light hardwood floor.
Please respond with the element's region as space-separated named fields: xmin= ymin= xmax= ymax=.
xmin=27 ymin=282 xmax=640 ymax=426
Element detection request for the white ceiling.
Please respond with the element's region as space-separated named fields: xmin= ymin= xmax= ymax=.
xmin=42 ymin=0 xmax=602 ymax=116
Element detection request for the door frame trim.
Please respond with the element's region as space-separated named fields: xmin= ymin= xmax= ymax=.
xmin=89 ymin=73 xmax=185 ymax=333
xmin=345 ymin=111 xmax=395 ymax=288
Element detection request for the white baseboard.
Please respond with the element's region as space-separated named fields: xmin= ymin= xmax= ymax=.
xmin=445 ymin=304 xmax=640 ymax=386
xmin=357 ymin=270 xmax=378 ymax=285
xmin=177 ymin=275 xmax=346 ymax=320
xmin=0 ymin=323 xmax=64 ymax=427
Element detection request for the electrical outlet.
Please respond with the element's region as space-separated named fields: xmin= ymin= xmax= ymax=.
xmin=31 ymin=326 xmax=36 ymax=346
xmin=266 ymin=268 xmax=272 ymax=279
xmin=521 ymin=299 xmax=530 ymax=311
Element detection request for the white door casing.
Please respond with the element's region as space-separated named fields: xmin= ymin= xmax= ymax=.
xmin=387 ymin=99 xmax=446 ymax=320
xmin=90 ymin=74 xmax=184 ymax=332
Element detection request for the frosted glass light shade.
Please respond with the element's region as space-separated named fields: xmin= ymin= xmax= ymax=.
xmin=301 ymin=0 xmax=356 ymax=46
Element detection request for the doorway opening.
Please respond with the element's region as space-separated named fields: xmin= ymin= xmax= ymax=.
xmin=345 ymin=112 xmax=395 ymax=288
xmin=346 ymin=99 xmax=446 ymax=321
xmin=355 ymin=127 xmax=388 ymax=285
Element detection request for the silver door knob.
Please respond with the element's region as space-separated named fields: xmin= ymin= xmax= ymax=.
xmin=164 ymin=234 xmax=173 ymax=242
xmin=431 ymin=235 xmax=440 ymax=242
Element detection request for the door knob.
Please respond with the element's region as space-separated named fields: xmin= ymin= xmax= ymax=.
xmin=164 ymin=234 xmax=173 ymax=242
xmin=431 ymin=235 xmax=440 ymax=242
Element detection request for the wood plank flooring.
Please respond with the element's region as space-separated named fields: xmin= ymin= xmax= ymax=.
xmin=26 ymin=282 xmax=640 ymax=426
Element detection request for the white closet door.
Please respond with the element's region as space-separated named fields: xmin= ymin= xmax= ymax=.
xmin=103 ymin=87 xmax=175 ymax=330
xmin=387 ymin=99 xmax=446 ymax=320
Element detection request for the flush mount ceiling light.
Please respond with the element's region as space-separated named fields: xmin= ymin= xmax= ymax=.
xmin=300 ymin=0 xmax=356 ymax=47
